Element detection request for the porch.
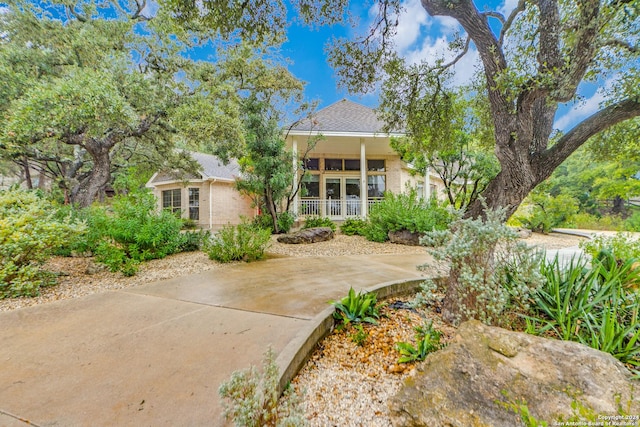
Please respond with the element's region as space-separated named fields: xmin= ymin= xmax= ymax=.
xmin=297 ymin=198 xmax=383 ymax=219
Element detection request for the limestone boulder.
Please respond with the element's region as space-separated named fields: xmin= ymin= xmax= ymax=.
xmin=277 ymin=227 xmax=334 ymax=244
xmin=388 ymin=229 xmax=423 ymax=246
xmin=389 ymin=320 xmax=639 ymax=427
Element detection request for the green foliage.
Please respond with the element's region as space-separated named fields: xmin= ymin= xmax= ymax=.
xmin=365 ymin=189 xmax=455 ymax=242
xmin=396 ymin=321 xmax=444 ymax=363
xmin=253 ymin=212 xmax=295 ymax=234
xmin=515 ymin=193 xmax=580 ymax=233
xmin=349 ymin=324 xmax=368 ymax=347
xmin=418 ymin=206 xmax=545 ymax=326
xmin=625 ymin=211 xmax=640 ymax=232
xmin=527 ymin=254 xmax=640 ymax=370
xmin=571 ymin=213 xmax=627 ymax=231
xmin=218 ymin=347 xmax=307 ymax=427
xmin=302 ymin=216 xmax=336 ymax=232
xmin=206 ymin=221 xmax=272 ymax=263
xmin=340 ymin=217 xmax=368 ymax=236
xmin=0 ymin=188 xmax=85 ymax=298
xmin=580 ymin=233 xmax=640 ymax=262
xmin=178 ymin=230 xmax=210 ymax=252
xmin=330 ymin=288 xmax=382 ymax=326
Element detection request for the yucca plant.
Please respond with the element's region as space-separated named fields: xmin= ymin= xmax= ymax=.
xmin=330 ymin=287 xmax=381 ymax=325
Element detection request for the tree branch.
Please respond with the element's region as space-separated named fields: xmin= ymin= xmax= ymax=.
xmin=499 ymin=0 xmax=525 ymax=46
xmin=602 ymin=39 xmax=639 ymax=54
xmin=541 ymin=99 xmax=640 ymax=175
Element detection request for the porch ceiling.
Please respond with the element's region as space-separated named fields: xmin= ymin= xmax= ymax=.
xmin=290 ymin=135 xmax=397 ymax=157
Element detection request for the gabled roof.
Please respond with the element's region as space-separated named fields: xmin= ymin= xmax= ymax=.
xmin=190 ymin=151 xmax=241 ymax=181
xmin=289 ymin=99 xmax=401 ymax=135
xmin=147 ymin=152 xmax=241 ymax=185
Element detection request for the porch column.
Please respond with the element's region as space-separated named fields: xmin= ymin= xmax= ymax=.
xmin=209 ymin=180 xmax=214 ymax=229
xmin=425 ymin=164 xmax=431 ymax=200
xmin=360 ymin=138 xmax=367 ymax=217
xmin=292 ymin=137 xmax=299 ymax=216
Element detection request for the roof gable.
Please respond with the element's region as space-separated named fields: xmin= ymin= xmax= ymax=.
xmin=290 ymin=99 xmax=397 ymax=134
xmin=148 ymin=152 xmax=241 ymax=185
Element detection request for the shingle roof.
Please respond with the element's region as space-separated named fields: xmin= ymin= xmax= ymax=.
xmin=190 ymin=151 xmax=241 ymax=181
xmin=149 ymin=152 xmax=241 ymax=184
xmin=290 ymin=99 xmax=397 ymax=134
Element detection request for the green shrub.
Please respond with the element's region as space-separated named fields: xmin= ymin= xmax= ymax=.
xmin=580 ymin=232 xmax=640 ymax=262
xmin=330 ymin=287 xmax=382 ymax=326
xmin=417 ymin=206 xmax=545 ymax=326
xmin=526 ymin=253 xmax=640 ymax=370
xmin=206 ymin=221 xmax=271 ymax=263
xmin=396 ymin=321 xmax=445 ymax=363
xmin=365 ymin=189 xmax=455 ymax=242
xmin=178 ymin=230 xmax=210 ymax=252
xmin=302 ymin=215 xmax=336 ymax=232
xmin=218 ymin=347 xmax=307 ymax=427
xmin=0 ymin=188 xmax=85 ymax=298
xmin=572 ymin=212 xmax=626 ymax=231
xmin=625 ymin=211 xmax=640 ymax=232
xmin=340 ymin=217 xmax=368 ymax=236
xmin=515 ymin=194 xmax=579 ymax=233
xmin=253 ymin=211 xmax=295 ymax=234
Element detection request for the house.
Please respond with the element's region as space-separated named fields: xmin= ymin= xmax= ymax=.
xmin=145 ymin=99 xmax=446 ymax=227
xmin=286 ymin=99 xmax=446 ymax=219
xmin=145 ymin=152 xmax=256 ymax=229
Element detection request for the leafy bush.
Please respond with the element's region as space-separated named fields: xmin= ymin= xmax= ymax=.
xmin=340 ymin=217 xmax=368 ymax=236
xmin=526 ymin=254 xmax=640 ymax=370
xmin=330 ymin=287 xmax=382 ymax=326
xmin=177 ymin=230 xmax=210 ymax=252
xmin=515 ymin=193 xmax=579 ymax=233
xmin=0 ymin=188 xmax=85 ymax=298
xmin=218 ymin=347 xmax=306 ymax=427
xmin=572 ymin=212 xmax=626 ymax=231
xmin=302 ymin=215 xmax=336 ymax=232
xmin=365 ymin=189 xmax=455 ymax=242
xmin=417 ymin=206 xmax=545 ymax=326
xmin=253 ymin=211 xmax=295 ymax=234
xmin=91 ymin=191 xmax=185 ymax=275
xmin=580 ymin=232 xmax=640 ymax=262
xmin=396 ymin=321 xmax=444 ymax=363
xmin=624 ymin=211 xmax=640 ymax=232
xmin=206 ymin=221 xmax=271 ymax=263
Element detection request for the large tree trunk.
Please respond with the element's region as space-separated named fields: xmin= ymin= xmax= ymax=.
xmin=71 ymin=141 xmax=113 ymax=208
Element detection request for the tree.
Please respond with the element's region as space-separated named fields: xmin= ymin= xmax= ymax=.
xmin=164 ymin=0 xmax=640 ymax=218
xmin=0 ymin=1 xmax=297 ymax=207
xmin=235 ymin=96 xmax=319 ymax=234
xmin=389 ymin=89 xmax=499 ymax=210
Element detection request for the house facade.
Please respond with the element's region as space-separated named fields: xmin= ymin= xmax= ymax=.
xmin=146 ymin=152 xmax=256 ymax=229
xmin=286 ymin=99 xmax=446 ymax=220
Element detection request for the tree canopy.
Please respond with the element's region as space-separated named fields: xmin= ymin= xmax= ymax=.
xmin=0 ymin=0 xmax=301 ymax=206
xmin=164 ymin=0 xmax=640 ymax=218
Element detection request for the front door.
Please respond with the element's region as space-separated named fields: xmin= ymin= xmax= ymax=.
xmin=324 ymin=176 xmax=361 ymax=218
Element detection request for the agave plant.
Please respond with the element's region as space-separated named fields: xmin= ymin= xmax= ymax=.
xmin=330 ymin=287 xmax=381 ymax=325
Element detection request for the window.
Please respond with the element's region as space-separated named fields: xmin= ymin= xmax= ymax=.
xmin=302 ymin=174 xmax=320 ymax=198
xmin=162 ymin=189 xmax=181 ymax=215
xmin=304 ymin=158 xmax=319 ymax=171
xmin=188 ymin=188 xmax=199 ymax=220
xmin=368 ymin=175 xmax=386 ymax=198
xmin=367 ymin=159 xmax=385 ymax=172
xmin=325 ymin=158 xmax=342 ymax=171
xmin=344 ymin=159 xmax=360 ymax=171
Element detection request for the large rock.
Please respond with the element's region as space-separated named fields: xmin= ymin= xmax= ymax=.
xmin=389 ymin=320 xmax=639 ymax=427
xmin=277 ymin=227 xmax=334 ymax=244
xmin=388 ymin=229 xmax=422 ymax=246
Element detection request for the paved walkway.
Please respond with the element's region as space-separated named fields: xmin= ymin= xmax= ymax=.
xmin=0 ymin=253 xmax=430 ymax=427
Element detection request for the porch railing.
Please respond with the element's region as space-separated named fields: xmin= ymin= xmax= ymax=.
xmin=298 ymin=198 xmax=383 ymax=218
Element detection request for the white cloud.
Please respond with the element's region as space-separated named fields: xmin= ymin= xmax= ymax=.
xmin=554 ymin=79 xmax=617 ymax=131
xmin=393 ymin=0 xmax=429 ymax=52
xmin=498 ymin=0 xmax=520 ymax=17
xmin=390 ymin=0 xmax=478 ymax=87
xmin=141 ymin=0 xmax=159 ymax=19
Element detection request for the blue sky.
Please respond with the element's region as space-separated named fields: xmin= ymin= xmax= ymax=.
xmin=277 ymin=0 xmax=605 ymax=132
